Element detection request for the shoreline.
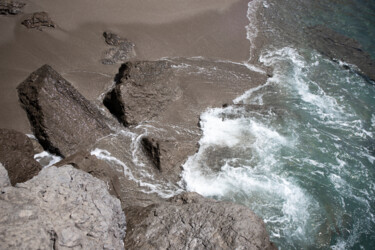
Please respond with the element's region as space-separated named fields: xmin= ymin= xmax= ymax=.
xmin=0 ymin=0 xmax=252 ymax=133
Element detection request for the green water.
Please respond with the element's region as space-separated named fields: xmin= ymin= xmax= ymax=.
xmin=182 ymin=0 xmax=375 ymax=248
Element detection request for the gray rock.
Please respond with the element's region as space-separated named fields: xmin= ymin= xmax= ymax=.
xmin=21 ymin=12 xmax=55 ymax=30
xmin=305 ymin=25 xmax=375 ymax=83
xmin=0 ymin=0 xmax=25 ymax=15
xmin=0 ymin=163 xmax=10 ymax=188
xmin=17 ymin=65 xmax=112 ymax=157
xmin=0 ymin=128 xmax=42 ymax=185
xmin=0 ymin=165 xmax=126 ymax=249
xmin=124 ymin=192 xmax=276 ymax=250
xmin=102 ymin=32 xmax=136 ymax=65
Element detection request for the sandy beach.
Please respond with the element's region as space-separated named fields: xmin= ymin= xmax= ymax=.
xmin=0 ymin=0 xmax=250 ymax=133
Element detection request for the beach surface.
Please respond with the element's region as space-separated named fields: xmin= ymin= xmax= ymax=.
xmin=0 ymin=0 xmax=250 ymax=133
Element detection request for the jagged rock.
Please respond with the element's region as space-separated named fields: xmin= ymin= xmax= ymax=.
xmin=0 ymin=0 xmax=25 ymax=15
xmin=17 ymin=65 xmax=112 ymax=157
xmin=102 ymin=32 xmax=136 ymax=65
xmin=21 ymin=12 xmax=55 ymax=30
xmin=0 ymin=165 xmax=126 ymax=249
xmin=124 ymin=192 xmax=276 ymax=250
xmin=0 ymin=128 xmax=42 ymax=185
xmin=305 ymin=25 xmax=375 ymax=82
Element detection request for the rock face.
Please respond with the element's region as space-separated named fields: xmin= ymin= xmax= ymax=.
xmin=17 ymin=64 xmax=112 ymax=157
xmin=101 ymin=32 xmax=136 ymax=65
xmin=124 ymin=192 xmax=276 ymax=250
xmin=0 ymin=0 xmax=25 ymax=15
xmin=0 ymin=165 xmax=126 ymax=249
xmin=21 ymin=12 xmax=55 ymax=30
xmin=305 ymin=25 xmax=375 ymax=82
xmin=0 ymin=128 xmax=42 ymax=185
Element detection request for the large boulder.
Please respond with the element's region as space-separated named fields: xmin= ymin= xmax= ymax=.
xmin=305 ymin=25 xmax=375 ymax=82
xmin=0 ymin=128 xmax=42 ymax=185
xmin=0 ymin=0 xmax=25 ymax=15
xmin=17 ymin=65 xmax=112 ymax=157
xmin=103 ymin=60 xmax=180 ymax=126
xmin=0 ymin=165 xmax=126 ymax=249
xmin=124 ymin=192 xmax=276 ymax=250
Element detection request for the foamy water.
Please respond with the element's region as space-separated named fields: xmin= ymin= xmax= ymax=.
xmin=182 ymin=40 xmax=375 ymax=248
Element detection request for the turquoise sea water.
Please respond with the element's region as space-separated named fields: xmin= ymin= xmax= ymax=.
xmin=182 ymin=0 xmax=375 ymax=248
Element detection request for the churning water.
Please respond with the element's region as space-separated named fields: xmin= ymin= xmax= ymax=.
xmin=182 ymin=0 xmax=375 ymax=248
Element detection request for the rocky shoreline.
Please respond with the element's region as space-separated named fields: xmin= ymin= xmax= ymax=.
xmin=0 ymin=53 xmax=276 ymax=248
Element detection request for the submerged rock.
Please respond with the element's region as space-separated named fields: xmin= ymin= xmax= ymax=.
xmin=21 ymin=12 xmax=55 ymax=30
xmin=17 ymin=64 xmax=112 ymax=157
xmin=305 ymin=25 xmax=375 ymax=82
xmin=0 ymin=128 xmax=41 ymax=185
xmin=0 ymin=0 xmax=25 ymax=15
xmin=124 ymin=192 xmax=276 ymax=250
xmin=0 ymin=165 xmax=126 ymax=249
xmin=102 ymin=32 xmax=136 ymax=65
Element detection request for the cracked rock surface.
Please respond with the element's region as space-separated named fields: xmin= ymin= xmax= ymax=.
xmin=124 ymin=192 xmax=276 ymax=250
xmin=0 ymin=165 xmax=126 ymax=249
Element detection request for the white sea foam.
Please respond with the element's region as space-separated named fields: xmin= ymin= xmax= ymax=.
xmin=90 ymin=148 xmax=181 ymax=198
xmin=245 ymin=0 xmax=263 ymax=60
xmin=34 ymin=151 xmax=62 ymax=168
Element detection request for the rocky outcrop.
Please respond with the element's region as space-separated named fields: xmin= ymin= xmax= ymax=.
xmin=21 ymin=12 xmax=55 ymax=30
xmin=0 ymin=165 xmax=126 ymax=249
xmin=305 ymin=25 xmax=375 ymax=82
xmin=0 ymin=0 xmax=25 ymax=15
xmin=102 ymin=32 xmax=136 ymax=65
xmin=124 ymin=192 xmax=276 ymax=250
xmin=0 ymin=128 xmax=42 ymax=185
xmin=104 ymin=61 xmax=180 ymax=125
xmin=17 ymin=64 xmax=112 ymax=157
xmin=104 ymin=58 xmax=267 ymax=182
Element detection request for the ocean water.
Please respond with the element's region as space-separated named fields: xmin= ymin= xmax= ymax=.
xmin=182 ymin=0 xmax=375 ymax=249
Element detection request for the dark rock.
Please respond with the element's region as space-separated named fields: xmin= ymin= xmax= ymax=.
xmin=102 ymin=32 xmax=136 ymax=65
xmin=305 ymin=25 xmax=375 ymax=82
xmin=21 ymin=12 xmax=55 ymax=30
xmin=103 ymin=31 xmax=126 ymax=46
xmin=0 ymin=128 xmax=42 ymax=185
xmin=124 ymin=192 xmax=276 ymax=250
xmin=141 ymin=136 xmax=161 ymax=171
xmin=17 ymin=64 xmax=112 ymax=157
xmin=0 ymin=0 xmax=25 ymax=15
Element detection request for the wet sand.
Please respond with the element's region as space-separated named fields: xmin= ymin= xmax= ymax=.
xmin=0 ymin=0 xmax=251 ymax=133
